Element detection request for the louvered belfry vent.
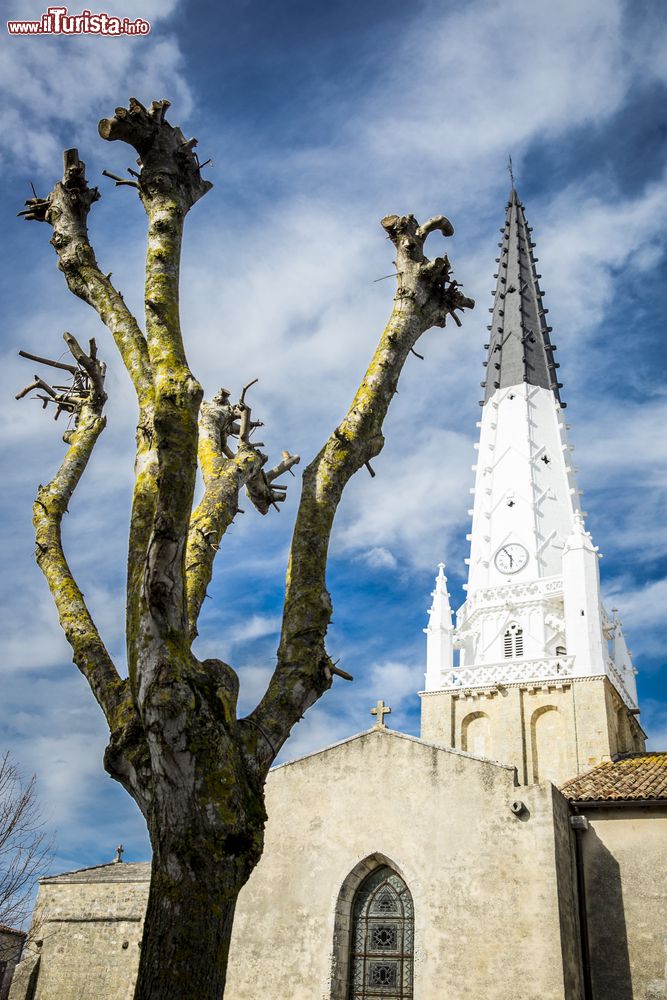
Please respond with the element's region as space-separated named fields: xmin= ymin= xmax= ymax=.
xmin=504 ymin=631 xmax=513 ymax=658
xmin=504 ymin=623 xmax=524 ymax=659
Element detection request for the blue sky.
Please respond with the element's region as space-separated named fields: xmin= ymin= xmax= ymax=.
xmin=1 ymin=0 xmax=666 ymax=883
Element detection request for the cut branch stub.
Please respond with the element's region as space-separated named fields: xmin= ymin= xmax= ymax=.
xmin=19 ymin=149 xmax=100 ymax=236
xmin=16 ymin=332 xmax=107 ymax=441
xmin=98 ymin=98 xmax=212 ymax=209
xmin=380 ymin=213 xmax=475 ymax=328
xmin=185 ymin=383 xmax=300 ymax=637
xmin=245 ymin=451 xmax=300 ymax=515
xmin=16 ymin=146 xmax=153 ymax=410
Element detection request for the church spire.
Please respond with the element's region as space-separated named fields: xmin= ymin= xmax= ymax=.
xmin=420 ymin=184 xmax=646 ymax=782
xmin=482 ymin=188 xmax=562 ymax=405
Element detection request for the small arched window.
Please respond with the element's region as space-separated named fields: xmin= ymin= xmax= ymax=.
xmin=461 ymin=711 xmax=492 ymax=757
xmin=348 ymin=866 xmax=414 ymax=999
xmin=504 ymin=622 xmax=523 ymax=658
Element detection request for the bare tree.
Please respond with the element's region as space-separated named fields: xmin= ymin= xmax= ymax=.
xmin=16 ymin=98 xmax=473 ymax=999
xmin=0 ymin=753 xmax=52 ymax=928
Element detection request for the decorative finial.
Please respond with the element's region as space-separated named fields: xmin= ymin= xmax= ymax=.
xmin=370 ymin=699 xmax=391 ymax=729
xmin=114 ymin=843 xmax=124 ymax=863
xmin=508 ymin=154 xmax=515 ymax=191
xmin=434 ymin=562 xmax=450 ymax=596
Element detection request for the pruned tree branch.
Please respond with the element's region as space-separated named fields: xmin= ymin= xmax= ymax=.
xmin=99 ymin=97 xmax=211 ymax=373
xmin=98 ymin=99 xmax=210 ymax=657
xmin=415 ymin=214 xmax=455 ymax=241
xmin=19 ymin=144 xmax=160 ymax=695
xmin=102 ymin=169 xmax=140 ymax=190
xmin=186 ymin=387 xmax=300 ymax=639
xmin=246 ymin=212 xmax=474 ymax=769
xmin=19 ymin=148 xmax=153 ymax=408
xmin=16 ymin=335 xmax=126 ymax=727
xmin=186 ymin=389 xmax=263 ymax=638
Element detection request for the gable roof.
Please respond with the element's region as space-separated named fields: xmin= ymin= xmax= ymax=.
xmin=271 ymin=725 xmax=516 ymax=774
xmin=560 ymin=752 xmax=667 ymax=803
xmin=41 ymin=861 xmax=151 ymax=884
xmin=0 ymin=924 xmax=26 ymax=938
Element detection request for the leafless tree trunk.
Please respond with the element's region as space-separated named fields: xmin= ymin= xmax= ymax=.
xmin=16 ymin=98 xmax=473 ymax=998
xmin=0 ymin=753 xmax=52 ymax=928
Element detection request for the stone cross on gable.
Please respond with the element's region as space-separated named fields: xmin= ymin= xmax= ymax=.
xmin=371 ymin=700 xmax=391 ymax=729
xmin=114 ymin=844 xmax=124 ymax=863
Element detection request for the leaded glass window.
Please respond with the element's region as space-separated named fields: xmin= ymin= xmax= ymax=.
xmin=347 ymin=866 xmax=414 ymax=999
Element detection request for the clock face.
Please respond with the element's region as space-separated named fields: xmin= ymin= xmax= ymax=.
xmin=494 ymin=543 xmax=529 ymax=575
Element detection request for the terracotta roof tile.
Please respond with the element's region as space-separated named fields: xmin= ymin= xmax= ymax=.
xmin=560 ymin=752 xmax=667 ymax=802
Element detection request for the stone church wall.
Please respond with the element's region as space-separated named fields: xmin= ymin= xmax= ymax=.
xmin=8 ymin=866 xmax=149 ymax=1000
xmin=579 ymin=805 xmax=667 ymax=1000
xmin=0 ymin=930 xmax=25 ymax=1000
xmin=225 ymin=728 xmax=582 ymax=1000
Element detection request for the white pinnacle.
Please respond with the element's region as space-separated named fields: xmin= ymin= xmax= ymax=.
xmin=424 ymin=562 xmax=454 ymax=689
xmin=429 ymin=563 xmax=453 ymax=629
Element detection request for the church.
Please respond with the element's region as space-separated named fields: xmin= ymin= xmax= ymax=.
xmin=9 ymin=189 xmax=667 ymax=1000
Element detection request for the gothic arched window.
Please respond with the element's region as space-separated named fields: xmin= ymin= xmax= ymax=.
xmin=504 ymin=622 xmax=523 ymax=658
xmin=347 ymin=866 xmax=414 ymax=999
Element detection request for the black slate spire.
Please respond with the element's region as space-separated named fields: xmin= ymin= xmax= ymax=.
xmin=482 ymin=188 xmax=563 ymax=405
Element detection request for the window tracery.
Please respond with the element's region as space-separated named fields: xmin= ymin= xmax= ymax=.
xmin=347 ymin=866 xmax=413 ymax=999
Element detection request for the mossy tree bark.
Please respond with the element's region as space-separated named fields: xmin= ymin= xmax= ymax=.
xmin=18 ymin=99 xmax=473 ymax=999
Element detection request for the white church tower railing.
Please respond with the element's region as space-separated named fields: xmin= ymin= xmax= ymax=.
xmin=420 ymin=186 xmax=644 ymax=781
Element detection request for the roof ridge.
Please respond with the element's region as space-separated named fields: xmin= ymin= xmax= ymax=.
xmin=271 ymin=726 xmax=516 ymax=773
xmin=41 ymin=859 xmax=150 ymax=881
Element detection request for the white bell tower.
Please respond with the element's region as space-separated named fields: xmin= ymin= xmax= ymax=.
xmin=421 ymin=187 xmax=644 ymax=783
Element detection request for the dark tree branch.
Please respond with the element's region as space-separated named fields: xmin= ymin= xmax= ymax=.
xmin=0 ymin=753 xmax=53 ymax=928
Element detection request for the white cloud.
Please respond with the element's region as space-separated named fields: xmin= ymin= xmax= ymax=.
xmin=603 ymin=577 xmax=667 ymax=665
xmin=361 ymin=547 xmax=398 ymax=571
xmin=334 ymin=428 xmax=474 ymax=570
xmin=361 ymin=0 xmax=628 ymax=186
xmin=1 ymin=0 xmax=191 ymax=170
xmin=226 ymin=614 xmax=281 ymax=647
xmin=536 ymin=177 xmax=667 ymax=345
xmin=366 ymin=660 xmax=423 ymax=706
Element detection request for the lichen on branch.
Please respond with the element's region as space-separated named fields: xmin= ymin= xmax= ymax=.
xmin=186 ymin=385 xmax=300 ymax=640
xmin=17 ymin=334 xmax=125 ymax=727
xmin=20 ymin=148 xmax=153 ymax=408
xmin=247 ymin=212 xmax=474 ymax=768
